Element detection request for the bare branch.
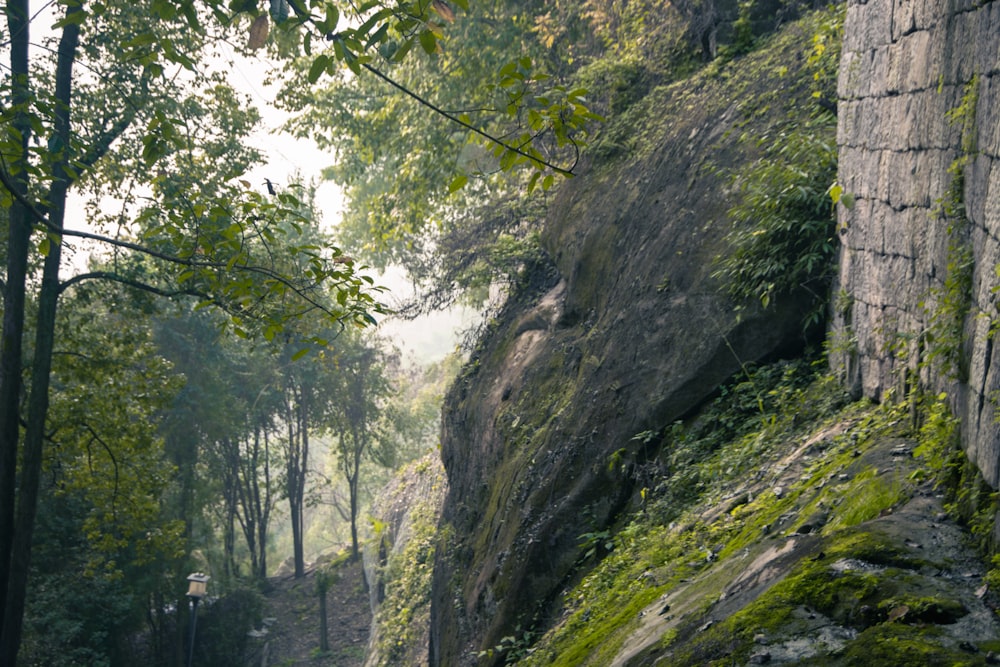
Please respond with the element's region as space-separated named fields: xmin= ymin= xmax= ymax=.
xmin=58 ymin=270 xmax=206 ymax=298
xmin=56 ymin=226 xmax=352 ymax=318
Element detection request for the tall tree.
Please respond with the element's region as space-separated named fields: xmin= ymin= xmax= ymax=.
xmin=281 ymin=368 xmax=312 ymax=578
xmin=325 ymin=336 xmax=394 ymax=559
xmin=275 ymin=329 xmax=348 ymax=578
xmin=20 ymin=280 xmax=184 ymax=666
xmin=0 ymin=3 xmax=382 ymax=662
xmin=217 ymin=425 xmax=278 ymax=582
xmin=1 ymin=0 xmax=590 ymax=659
xmin=153 ymin=304 xmax=274 ymax=583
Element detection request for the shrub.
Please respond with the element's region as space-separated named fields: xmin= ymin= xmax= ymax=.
xmin=714 ymin=111 xmax=838 ymax=329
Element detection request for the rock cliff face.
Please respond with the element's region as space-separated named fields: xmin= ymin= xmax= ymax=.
xmin=428 ymin=17 xmax=829 ymax=665
xmin=424 ymin=1 xmax=1000 ymax=664
xmin=363 ymin=456 xmax=446 ymax=667
xmin=831 ymin=0 xmax=1000 ymax=486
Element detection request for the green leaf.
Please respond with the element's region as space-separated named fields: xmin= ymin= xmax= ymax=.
xmin=324 ymin=4 xmax=340 ymax=31
xmin=180 ymin=1 xmax=199 ymax=29
xmin=269 ymin=0 xmax=290 ymax=23
xmin=358 ymin=8 xmax=392 ymax=40
xmin=828 ymin=182 xmax=843 ymax=204
xmin=391 ymin=38 xmax=413 ymax=62
xmin=308 ymin=54 xmax=330 ymax=83
xmin=448 ymin=174 xmax=468 ymax=193
xmin=291 ymin=347 xmax=310 ymax=361
xmin=366 ymin=23 xmax=389 ymax=48
xmin=527 ymin=171 xmax=540 ymax=194
xmin=124 ymin=33 xmax=158 ymax=48
xmin=418 ymin=30 xmax=438 ymax=55
xmin=53 ymin=9 xmax=89 ymax=28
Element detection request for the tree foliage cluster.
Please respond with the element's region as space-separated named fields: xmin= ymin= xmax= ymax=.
xmin=275 ymin=0 xmax=601 ymax=314
xmin=274 ymin=0 xmax=841 ymax=319
xmin=17 ymin=265 xmax=437 ymax=666
xmin=0 ymin=0 xmax=465 ymax=664
xmin=712 ymin=4 xmax=844 ymax=330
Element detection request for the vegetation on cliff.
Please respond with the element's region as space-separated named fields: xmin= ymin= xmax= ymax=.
xmin=515 ymin=366 xmax=1000 ymax=665
xmin=366 ymin=3 xmax=1000 ymax=665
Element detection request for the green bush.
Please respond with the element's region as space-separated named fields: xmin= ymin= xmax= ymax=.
xmin=191 ymin=586 xmax=265 ymax=667
xmin=714 ymin=5 xmax=843 ymax=329
xmin=714 ymin=112 xmax=838 ymax=328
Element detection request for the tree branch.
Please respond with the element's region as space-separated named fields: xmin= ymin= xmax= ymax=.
xmin=56 ymin=226 xmax=350 ymax=318
xmin=58 ymin=270 xmax=207 ymax=298
xmin=281 ymin=0 xmax=579 ymax=175
xmin=360 ymin=62 xmax=577 ymax=176
xmin=83 ymin=424 xmax=121 ymax=524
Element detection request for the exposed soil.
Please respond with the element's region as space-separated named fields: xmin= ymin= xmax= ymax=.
xmin=252 ymin=559 xmax=371 ymax=666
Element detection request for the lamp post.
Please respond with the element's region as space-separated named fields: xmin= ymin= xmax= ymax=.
xmin=185 ymin=572 xmax=210 ymax=667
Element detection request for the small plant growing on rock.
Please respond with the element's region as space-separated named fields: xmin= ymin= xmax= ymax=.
xmin=477 ymin=625 xmax=537 ymax=664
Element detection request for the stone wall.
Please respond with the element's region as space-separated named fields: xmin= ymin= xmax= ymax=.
xmin=832 ymin=0 xmax=1000 ymax=484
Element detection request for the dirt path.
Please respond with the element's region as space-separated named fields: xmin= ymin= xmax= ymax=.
xmin=256 ymin=559 xmax=371 ymax=666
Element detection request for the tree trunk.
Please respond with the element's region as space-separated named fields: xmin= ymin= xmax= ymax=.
xmin=286 ymin=387 xmax=307 ymax=579
xmin=235 ymin=433 xmax=260 ymax=580
xmin=0 ymin=8 xmax=78 ymax=663
xmin=295 ymin=396 xmax=309 ymax=578
xmin=174 ymin=593 xmax=189 ymax=667
xmin=221 ymin=441 xmax=238 ymax=578
xmin=349 ymin=440 xmax=361 ymax=560
xmin=0 ymin=0 xmax=33 ymax=641
xmin=166 ymin=430 xmax=197 ymax=667
xmin=1 ymin=218 xmax=63 ymax=666
xmin=259 ymin=427 xmax=271 ymax=579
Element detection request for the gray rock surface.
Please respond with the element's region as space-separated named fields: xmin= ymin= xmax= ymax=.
xmin=429 ymin=20 xmax=827 ymax=666
xmin=363 ymin=455 xmax=447 ymax=667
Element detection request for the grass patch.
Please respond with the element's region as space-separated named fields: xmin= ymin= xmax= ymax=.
xmin=824 ymin=467 xmax=909 ymax=531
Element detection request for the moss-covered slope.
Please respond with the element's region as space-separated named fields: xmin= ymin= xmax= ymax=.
xmin=519 ymin=370 xmax=1000 ymax=665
